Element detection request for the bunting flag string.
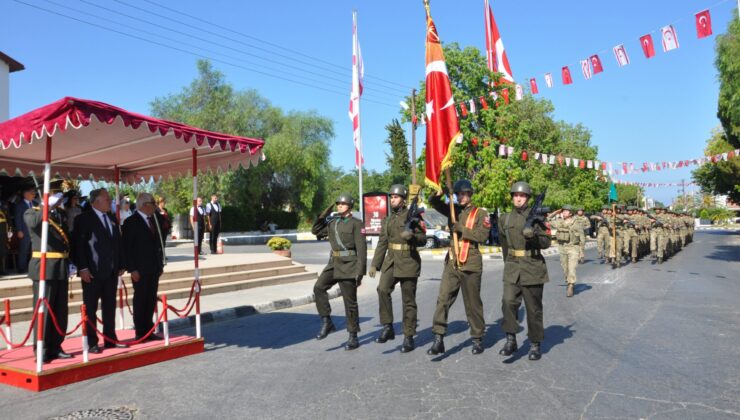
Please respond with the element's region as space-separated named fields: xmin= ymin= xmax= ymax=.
xmin=611 ymin=180 xmax=697 ymax=188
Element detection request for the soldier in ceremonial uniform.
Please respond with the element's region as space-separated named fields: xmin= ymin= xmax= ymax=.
xmin=311 ymin=193 xmax=367 ymax=350
xmin=548 ymin=206 xmax=581 ymax=298
xmin=592 ymin=205 xmax=611 ymax=263
xmin=369 ymin=184 xmax=426 ymax=352
xmin=574 ymin=207 xmax=589 ymax=263
xmin=427 ymin=180 xmax=489 ymax=356
xmin=499 ymin=182 xmax=551 ymax=360
xmin=26 ymin=192 xmax=73 ymax=362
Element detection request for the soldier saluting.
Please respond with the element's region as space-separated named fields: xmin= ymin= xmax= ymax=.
xmin=311 ymin=193 xmax=367 ymax=351
xmin=499 ymin=182 xmax=551 ymax=361
xmin=369 ymin=184 xmax=427 ymax=353
xmin=427 ymin=180 xmax=489 ymax=356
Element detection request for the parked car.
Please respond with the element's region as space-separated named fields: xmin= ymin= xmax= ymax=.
xmin=421 ymin=208 xmax=450 ymax=248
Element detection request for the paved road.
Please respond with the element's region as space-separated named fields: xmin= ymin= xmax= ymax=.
xmin=2 ymin=231 xmax=739 ymax=419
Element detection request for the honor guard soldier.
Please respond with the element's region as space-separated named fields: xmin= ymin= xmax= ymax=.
xmin=548 ymin=206 xmax=581 ymax=298
xmin=311 ymin=193 xmax=367 ymax=350
xmin=574 ymin=207 xmax=589 ymax=263
xmin=369 ymin=184 xmax=427 ymax=352
xmin=427 ymin=180 xmax=489 ymax=356
xmin=26 ymin=192 xmax=73 ymax=362
xmin=499 ymin=182 xmax=551 ymax=360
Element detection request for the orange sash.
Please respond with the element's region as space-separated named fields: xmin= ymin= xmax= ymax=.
xmin=457 ymin=207 xmax=479 ymax=264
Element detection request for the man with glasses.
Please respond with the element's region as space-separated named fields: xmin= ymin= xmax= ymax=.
xmin=311 ymin=193 xmax=367 ymax=350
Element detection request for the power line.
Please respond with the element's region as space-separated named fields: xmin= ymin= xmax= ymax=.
xmin=14 ymin=0 xmax=398 ymax=109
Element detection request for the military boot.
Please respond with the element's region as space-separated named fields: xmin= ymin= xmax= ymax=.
xmin=566 ymin=284 xmax=574 ymax=298
xmin=315 ymin=316 xmax=336 ymax=340
xmin=344 ymin=332 xmax=359 ymax=351
xmin=528 ymin=342 xmax=542 ymax=361
xmin=374 ymin=324 xmax=395 ymax=343
xmin=426 ymin=334 xmax=445 ymax=355
xmin=632 ymin=257 xmax=637 ymax=263
xmin=471 ymin=338 xmax=484 ymax=355
xmin=499 ymin=333 xmax=518 ymax=356
xmin=400 ymin=336 xmax=415 ymax=353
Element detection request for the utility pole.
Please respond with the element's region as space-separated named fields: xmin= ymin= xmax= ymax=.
xmin=410 ymin=88 xmax=418 ymax=185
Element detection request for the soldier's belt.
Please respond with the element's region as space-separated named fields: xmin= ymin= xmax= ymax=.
xmin=389 ymin=243 xmax=413 ymax=251
xmin=332 ymin=250 xmax=357 ymax=257
xmin=508 ymin=249 xmax=541 ymax=257
xmin=32 ymin=251 xmax=69 ymax=259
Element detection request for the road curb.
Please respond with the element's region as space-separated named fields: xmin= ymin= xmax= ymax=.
xmin=168 ymin=287 xmax=342 ymax=331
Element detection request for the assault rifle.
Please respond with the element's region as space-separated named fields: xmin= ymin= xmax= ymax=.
xmin=522 ymin=187 xmax=548 ymax=238
xmin=403 ymin=194 xmax=424 ymax=234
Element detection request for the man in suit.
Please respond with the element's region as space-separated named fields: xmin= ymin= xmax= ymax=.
xmin=205 ymin=194 xmax=222 ymax=254
xmin=14 ymin=186 xmax=37 ymax=273
xmin=26 ymin=192 xmax=72 ymax=362
xmin=73 ymin=188 xmax=127 ymax=353
xmin=122 ymin=193 xmax=166 ymax=341
xmin=190 ymin=197 xmax=205 ymax=255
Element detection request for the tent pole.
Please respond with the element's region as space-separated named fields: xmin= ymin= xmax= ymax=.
xmin=192 ymin=148 xmax=201 ymax=339
xmin=35 ymin=136 xmax=53 ymax=373
xmin=114 ymin=166 xmax=125 ymax=331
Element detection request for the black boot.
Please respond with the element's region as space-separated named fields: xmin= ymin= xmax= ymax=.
xmin=528 ymin=342 xmax=542 ymax=360
xmin=499 ymin=333 xmax=518 ymax=356
xmin=400 ymin=336 xmax=415 ymax=353
xmin=374 ymin=324 xmax=395 ymax=343
xmin=344 ymin=332 xmax=359 ymax=351
xmin=426 ymin=334 xmax=445 ymax=355
xmin=471 ymin=338 xmax=484 ymax=355
xmin=315 ymin=316 xmax=336 ymax=340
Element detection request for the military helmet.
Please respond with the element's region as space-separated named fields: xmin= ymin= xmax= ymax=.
xmin=601 ymin=204 xmax=610 ymax=210
xmin=453 ymin=179 xmax=474 ymax=194
xmin=335 ymin=193 xmax=355 ymax=207
xmin=627 ymin=206 xmax=637 ymax=211
xmin=562 ymin=205 xmax=574 ymax=212
xmin=510 ymin=181 xmax=532 ymax=196
xmin=388 ymin=184 xmax=408 ymax=198
xmin=577 ymin=207 xmax=584 ymax=212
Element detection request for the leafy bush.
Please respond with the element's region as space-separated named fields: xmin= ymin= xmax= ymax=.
xmin=266 ymin=237 xmax=292 ymax=250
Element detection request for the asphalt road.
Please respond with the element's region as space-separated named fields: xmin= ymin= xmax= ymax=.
xmin=2 ymin=231 xmax=739 ymax=419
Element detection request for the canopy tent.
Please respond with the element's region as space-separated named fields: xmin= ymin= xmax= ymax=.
xmin=0 ymin=97 xmax=264 ymax=181
xmin=0 ymin=97 xmax=265 ymax=373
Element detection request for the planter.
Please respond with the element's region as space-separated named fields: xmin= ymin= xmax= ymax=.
xmin=272 ymin=249 xmax=292 ymax=258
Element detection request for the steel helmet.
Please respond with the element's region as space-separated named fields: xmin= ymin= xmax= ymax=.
xmin=388 ymin=184 xmax=408 ymax=198
xmin=562 ymin=205 xmax=574 ymax=212
xmin=510 ymin=181 xmax=532 ymax=196
xmin=453 ymin=179 xmax=474 ymax=194
xmin=335 ymin=193 xmax=355 ymax=207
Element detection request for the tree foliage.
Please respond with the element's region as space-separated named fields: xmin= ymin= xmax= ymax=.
xmin=692 ymin=128 xmax=740 ymax=203
xmin=716 ymin=13 xmax=740 ymax=147
xmin=384 ymin=119 xmax=412 ymax=185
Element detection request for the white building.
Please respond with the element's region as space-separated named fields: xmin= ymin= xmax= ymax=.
xmin=0 ymin=51 xmax=25 ymax=122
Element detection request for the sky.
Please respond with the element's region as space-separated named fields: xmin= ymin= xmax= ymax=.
xmin=1 ymin=0 xmax=737 ymax=205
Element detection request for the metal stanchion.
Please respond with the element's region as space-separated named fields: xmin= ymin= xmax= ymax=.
xmin=162 ymin=295 xmax=169 ymax=347
xmin=4 ymin=299 xmax=11 ymax=350
xmin=80 ymin=304 xmax=89 ymax=363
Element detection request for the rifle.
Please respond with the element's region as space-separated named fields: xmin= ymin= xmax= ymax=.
xmin=522 ymin=187 xmax=548 ymax=238
xmin=403 ymin=194 xmax=424 ymax=234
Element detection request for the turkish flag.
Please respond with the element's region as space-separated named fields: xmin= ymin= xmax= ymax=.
xmin=695 ymin=10 xmax=713 ymax=39
xmin=590 ymin=54 xmax=603 ymax=74
xmin=423 ymin=2 xmax=461 ymax=191
xmin=640 ymin=34 xmax=655 ymax=58
xmin=500 ymin=88 xmax=510 ymax=104
xmin=661 ymin=25 xmax=679 ymax=52
xmin=529 ymin=78 xmax=539 ymax=94
xmin=562 ymin=66 xmax=573 ymax=85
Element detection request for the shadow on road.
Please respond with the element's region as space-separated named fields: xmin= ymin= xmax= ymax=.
xmin=705 ymin=245 xmax=740 ymax=261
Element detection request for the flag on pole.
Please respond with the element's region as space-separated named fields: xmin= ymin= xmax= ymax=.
xmin=348 ymin=11 xmax=364 ymax=168
xmin=590 ymin=54 xmax=604 ymax=74
xmin=544 ymin=72 xmax=553 ymax=88
xmin=613 ymin=44 xmax=630 ymax=67
xmin=484 ymin=0 xmax=514 ymax=84
xmin=580 ymin=59 xmax=592 ymax=80
xmin=424 ymin=1 xmax=462 ymax=191
xmin=661 ymin=25 xmax=680 ymax=52
xmin=609 ymin=182 xmax=618 ymax=202
xmin=695 ymin=10 xmax=713 ymax=38
xmin=562 ymin=66 xmax=573 ymax=85
xmin=640 ymin=34 xmax=656 ymax=58
xmin=529 ymin=78 xmax=539 ymax=94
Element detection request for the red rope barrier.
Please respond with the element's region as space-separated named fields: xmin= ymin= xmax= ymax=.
xmin=43 ymin=299 xmax=84 ymax=337
xmin=163 ymin=280 xmax=197 ymax=313
xmin=166 ymin=295 xmax=198 ymax=318
xmin=120 ymin=280 xmax=134 ymax=315
xmin=0 ymin=300 xmax=41 ymax=349
xmin=86 ymin=308 xmax=166 ymax=346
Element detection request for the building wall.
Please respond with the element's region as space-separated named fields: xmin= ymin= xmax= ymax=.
xmin=0 ymin=60 xmax=9 ymax=122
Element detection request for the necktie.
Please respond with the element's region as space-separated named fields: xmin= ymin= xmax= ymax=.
xmin=147 ymin=215 xmax=156 ymax=236
xmin=102 ymin=214 xmax=111 ymax=235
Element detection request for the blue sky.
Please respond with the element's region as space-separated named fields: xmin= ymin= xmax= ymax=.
xmin=1 ymin=0 xmax=737 ymax=204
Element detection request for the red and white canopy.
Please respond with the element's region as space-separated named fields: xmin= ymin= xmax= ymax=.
xmin=0 ymin=97 xmax=265 ymax=182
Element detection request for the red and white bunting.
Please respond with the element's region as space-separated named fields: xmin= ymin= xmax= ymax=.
xmin=613 ymin=44 xmax=630 ymax=67
xmin=590 ymin=54 xmax=604 ymax=74
xmin=640 ymin=34 xmax=656 ymax=58
xmin=695 ymin=10 xmax=713 ymax=39
xmin=544 ymin=72 xmax=553 ymax=88
xmin=661 ymin=25 xmax=680 ymax=52
xmin=580 ymin=59 xmax=592 ymax=80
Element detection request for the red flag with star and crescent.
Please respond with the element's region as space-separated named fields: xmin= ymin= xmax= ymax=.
xmin=424 ymin=1 xmax=462 ymax=191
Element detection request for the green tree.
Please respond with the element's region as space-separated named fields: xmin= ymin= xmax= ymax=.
xmin=716 ymin=13 xmax=740 ymax=146
xmin=384 ymin=119 xmax=411 ymax=185
xmin=693 ymin=128 xmax=740 ymax=203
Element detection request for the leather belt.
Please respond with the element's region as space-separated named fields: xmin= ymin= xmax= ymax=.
xmin=508 ymin=249 xmax=541 ymax=258
xmin=389 ymin=243 xmax=412 ymax=251
xmin=32 ymin=251 xmax=69 ymax=259
xmin=332 ymin=250 xmax=356 ymax=257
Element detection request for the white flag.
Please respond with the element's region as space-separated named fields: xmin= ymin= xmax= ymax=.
xmin=544 ymin=72 xmax=553 ymax=88
xmin=515 ymin=84 xmax=523 ymax=100
xmin=613 ymin=44 xmax=630 ymax=67
xmin=580 ymin=59 xmax=592 ymax=80
xmin=661 ymin=25 xmax=680 ymax=52
xmin=548 ymin=155 xmax=555 ymax=165
xmin=469 ymin=99 xmax=476 ymax=114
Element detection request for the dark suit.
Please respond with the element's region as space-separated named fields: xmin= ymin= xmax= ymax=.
xmin=73 ymin=209 xmax=124 ymax=347
xmin=206 ymin=202 xmax=221 ymax=254
xmin=25 ymin=206 xmax=70 ymax=357
xmin=122 ymin=211 xmax=165 ymax=339
xmin=14 ymin=199 xmax=34 ymax=272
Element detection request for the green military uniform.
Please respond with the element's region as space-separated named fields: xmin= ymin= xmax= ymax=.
xmin=573 ymin=210 xmax=589 ymax=262
xmin=429 ymin=194 xmax=489 ymax=339
xmin=371 ymin=204 xmax=426 ymax=339
xmin=25 ymin=198 xmax=71 ymax=361
xmin=312 ymin=206 xmax=367 ymax=336
xmin=592 ymin=206 xmax=611 ymax=262
xmin=549 ymin=208 xmax=580 ymax=297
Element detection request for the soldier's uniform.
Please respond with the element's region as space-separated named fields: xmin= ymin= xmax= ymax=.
xmin=592 ymin=205 xmax=612 ymax=262
xmin=427 ymin=180 xmax=489 ymax=356
xmin=573 ymin=209 xmax=589 ymax=263
xmin=25 ymin=193 xmax=72 ymax=361
xmin=499 ymin=181 xmax=551 ymax=360
xmin=370 ymin=184 xmax=426 ymax=352
xmin=624 ymin=207 xmax=639 ymax=263
xmin=311 ymin=193 xmax=367 ymax=350
xmin=549 ymin=206 xmax=580 ymax=297
xmin=0 ymin=206 xmax=8 ymax=275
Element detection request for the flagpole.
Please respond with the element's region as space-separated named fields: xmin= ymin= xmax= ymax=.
xmin=353 ymin=9 xmax=364 ymax=222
